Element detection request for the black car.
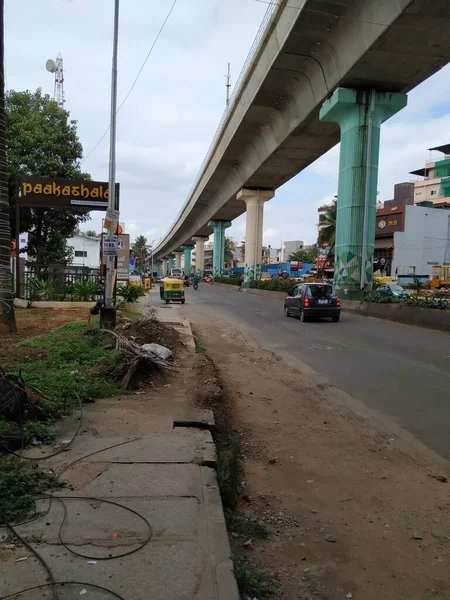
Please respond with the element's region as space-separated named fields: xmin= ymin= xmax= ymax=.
xmin=284 ymin=283 xmax=341 ymax=322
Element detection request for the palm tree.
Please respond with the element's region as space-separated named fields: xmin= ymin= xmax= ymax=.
xmin=224 ymin=237 xmax=235 ymax=267
xmin=131 ymin=235 xmax=148 ymax=273
xmin=0 ymin=0 xmax=16 ymax=333
xmin=240 ymin=240 xmax=245 ymax=261
xmin=318 ymin=199 xmax=337 ymax=246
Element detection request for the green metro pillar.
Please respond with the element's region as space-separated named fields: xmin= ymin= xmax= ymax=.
xmin=181 ymin=245 xmax=194 ymax=273
xmin=156 ymin=260 xmax=162 ymax=278
xmin=167 ymin=254 xmax=175 ymax=274
xmin=208 ymin=220 xmax=231 ymax=276
xmin=319 ymin=88 xmax=407 ymax=299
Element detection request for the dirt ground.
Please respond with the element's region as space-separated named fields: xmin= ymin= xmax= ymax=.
xmin=188 ymin=313 xmax=450 ymax=600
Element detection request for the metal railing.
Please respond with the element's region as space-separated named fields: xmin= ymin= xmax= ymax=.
xmin=156 ymin=0 xmax=282 ymax=251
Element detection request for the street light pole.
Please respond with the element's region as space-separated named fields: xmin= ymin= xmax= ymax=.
xmin=101 ymin=0 xmax=120 ymax=329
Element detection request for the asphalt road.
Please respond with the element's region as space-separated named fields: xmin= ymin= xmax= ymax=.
xmin=183 ymin=284 xmax=450 ymax=461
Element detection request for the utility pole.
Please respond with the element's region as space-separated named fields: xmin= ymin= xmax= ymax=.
xmin=225 ymin=63 xmax=231 ymax=108
xmin=101 ymin=0 xmax=120 ymax=329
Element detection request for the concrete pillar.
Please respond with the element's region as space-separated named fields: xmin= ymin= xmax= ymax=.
xmin=167 ymin=254 xmax=175 ymax=274
xmin=156 ymin=260 xmax=162 ymax=278
xmin=192 ymin=236 xmax=207 ymax=274
xmin=181 ymin=245 xmax=194 ymax=273
xmin=208 ymin=220 xmax=231 ymax=276
xmin=320 ymin=88 xmax=407 ymax=299
xmin=237 ymin=188 xmax=274 ymax=286
xmin=161 ymin=258 xmax=168 ymax=277
xmin=174 ymin=251 xmax=182 ymax=270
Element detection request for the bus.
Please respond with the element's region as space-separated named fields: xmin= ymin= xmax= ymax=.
xmin=170 ymin=268 xmax=183 ymax=279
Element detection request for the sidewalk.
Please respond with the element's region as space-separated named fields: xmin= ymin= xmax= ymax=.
xmin=2 ymin=298 xmax=238 ymax=600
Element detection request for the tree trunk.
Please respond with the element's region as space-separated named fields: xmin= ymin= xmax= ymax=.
xmin=0 ymin=0 xmax=17 ymax=333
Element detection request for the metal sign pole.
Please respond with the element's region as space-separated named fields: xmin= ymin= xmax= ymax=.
xmin=101 ymin=0 xmax=120 ymax=329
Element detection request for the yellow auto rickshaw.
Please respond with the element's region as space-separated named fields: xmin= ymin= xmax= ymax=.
xmin=160 ymin=278 xmax=185 ymax=304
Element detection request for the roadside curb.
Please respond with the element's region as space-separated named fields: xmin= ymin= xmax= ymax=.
xmin=342 ymin=301 xmax=450 ymax=332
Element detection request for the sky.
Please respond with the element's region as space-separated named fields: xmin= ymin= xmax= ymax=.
xmin=5 ymin=0 xmax=450 ymax=250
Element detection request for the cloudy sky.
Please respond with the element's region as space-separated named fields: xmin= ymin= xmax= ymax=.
xmin=5 ymin=0 xmax=450 ymax=249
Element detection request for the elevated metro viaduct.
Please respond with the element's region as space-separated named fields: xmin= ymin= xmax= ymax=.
xmin=154 ymin=0 xmax=450 ymax=297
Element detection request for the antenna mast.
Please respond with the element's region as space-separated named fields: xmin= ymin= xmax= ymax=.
xmin=54 ymin=54 xmax=65 ymax=108
xmin=225 ymin=63 xmax=231 ymax=108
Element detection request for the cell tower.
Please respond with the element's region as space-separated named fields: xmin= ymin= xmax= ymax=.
xmin=45 ymin=54 xmax=65 ymax=108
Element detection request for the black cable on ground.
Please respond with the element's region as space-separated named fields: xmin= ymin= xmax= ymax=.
xmin=1 ymin=581 xmax=126 ymax=599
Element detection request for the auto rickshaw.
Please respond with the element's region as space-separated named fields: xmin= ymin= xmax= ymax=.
xmin=160 ymin=278 xmax=185 ymax=304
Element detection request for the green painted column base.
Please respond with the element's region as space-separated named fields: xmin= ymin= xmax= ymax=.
xmin=241 ymin=281 xmax=250 ymax=289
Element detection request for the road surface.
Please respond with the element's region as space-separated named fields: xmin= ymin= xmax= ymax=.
xmin=181 ymin=283 xmax=450 ymax=461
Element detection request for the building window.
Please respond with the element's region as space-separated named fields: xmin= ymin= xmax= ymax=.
xmin=74 ymin=250 xmax=88 ymax=258
xmin=431 ymin=190 xmax=437 ymax=196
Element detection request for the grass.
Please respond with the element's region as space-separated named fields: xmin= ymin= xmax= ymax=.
xmin=0 ymin=421 xmax=56 ymax=445
xmin=0 ymin=456 xmax=57 ymax=525
xmin=216 ymin=437 xmax=242 ymax=510
xmin=14 ymin=321 xmax=121 ymax=418
xmin=232 ymin=553 xmax=276 ymax=597
xmin=227 ymin=512 xmax=270 ymax=539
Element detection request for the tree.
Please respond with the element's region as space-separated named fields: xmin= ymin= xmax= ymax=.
xmin=224 ymin=237 xmax=235 ymax=266
xmin=79 ymin=229 xmax=97 ymax=238
xmin=240 ymin=240 xmax=245 ymax=261
xmin=288 ymin=244 xmax=317 ymax=264
xmin=6 ymin=89 xmax=91 ymax=266
xmin=0 ymin=0 xmax=16 ymax=333
xmin=132 ymin=235 xmax=148 ymax=273
xmin=318 ymin=199 xmax=337 ymax=247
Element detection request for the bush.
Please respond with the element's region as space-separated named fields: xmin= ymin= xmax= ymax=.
xmin=117 ymin=283 xmax=146 ymax=303
xmin=250 ymin=279 xmax=295 ymax=293
xmin=24 ymin=277 xmax=55 ymax=307
xmin=214 ymin=276 xmax=242 ymax=286
xmin=70 ymin=280 xmax=103 ymax=301
xmin=362 ymin=292 xmax=450 ymax=310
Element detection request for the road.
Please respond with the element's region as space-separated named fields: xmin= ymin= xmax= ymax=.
xmin=181 ymin=283 xmax=450 ymax=461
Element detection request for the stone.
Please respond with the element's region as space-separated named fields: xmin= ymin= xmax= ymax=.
xmin=268 ymin=458 xmax=277 ymax=465
xmin=325 ymin=535 xmax=337 ymax=543
xmin=243 ymin=539 xmax=253 ymax=549
xmin=413 ymin=532 xmax=424 ymax=540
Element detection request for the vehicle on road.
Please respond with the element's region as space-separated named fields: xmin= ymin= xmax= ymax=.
xmin=284 ymin=282 xmax=340 ymax=322
xmin=430 ymin=264 xmax=450 ymax=289
xmin=376 ymin=283 xmax=410 ymax=298
xmin=170 ymin=267 xmax=183 ymax=279
xmin=160 ymin=278 xmax=185 ymax=304
xmin=183 ymin=275 xmax=190 ymax=287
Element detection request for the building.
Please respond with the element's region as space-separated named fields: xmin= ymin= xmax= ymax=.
xmin=67 ymin=234 xmax=100 ymax=268
xmin=410 ymin=144 xmax=450 ymax=208
xmin=283 ymin=240 xmax=304 ymax=260
xmin=375 ymin=202 xmax=450 ymax=277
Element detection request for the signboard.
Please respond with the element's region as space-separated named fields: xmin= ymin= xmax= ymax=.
xmin=290 ymin=261 xmax=299 ymax=272
xmin=376 ymin=211 xmax=404 ymax=234
xmin=17 ymin=176 xmax=120 ymax=210
xmin=117 ymin=234 xmax=130 ymax=280
xmin=129 ymin=257 xmax=135 ymax=274
xmin=103 ymin=235 xmax=118 ymax=256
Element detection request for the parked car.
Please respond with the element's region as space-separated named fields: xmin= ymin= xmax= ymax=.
xmin=284 ymin=282 xmax=341 ymax=322
xmin=376 ymin=283 xmax=410 ymax=298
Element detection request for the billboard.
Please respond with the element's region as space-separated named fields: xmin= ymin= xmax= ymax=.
xmin=17 ymin=176 xmax=119 ymax=210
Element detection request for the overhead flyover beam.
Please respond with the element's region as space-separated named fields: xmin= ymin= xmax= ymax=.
xmin=154 ymin=0 xmax=450 ymax=260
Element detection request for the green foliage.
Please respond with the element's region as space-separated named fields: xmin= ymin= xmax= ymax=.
xmin=24 ymin=277 xmax=55 ymax=307
xmin=250 ymin=279 xmax=296 ymax=293
xmin=362 ymin=292 xmax=450 ymax=310
xmin=6 ymin=88 xmax=91 ymax=265
xmin=117 ymin=283 xmax=146 ymax=303
xmin=70 ymin=280 xmax=102 ymax=301
xmin=227 ymin=513 xmax=269 ymax=540
xmin=0 ymin=456 xmax=57 ymax=524
xmin=318 ymin=199 xmax=337 ymax=246
xmin=232 ymin=553 xmax=276 ymax=597
xmin=0 ymin=420 xmax=56 ymax=445
xmin=224 ymin=237 xmax=235 ymax=266
xmin=16 ymin=321 xmax=120 ymax=411
xmin=240 ymin=241 xmax=245 ymax=261
xmin=216 ymin=437 xmax=242 ymax=510
xmin=131 ymin=235 xmax=149 ymax=273
xmin=288 ymin=244 xmax=317 ymax=264
xmin=214 ymin=276 xmax=243 ymax=286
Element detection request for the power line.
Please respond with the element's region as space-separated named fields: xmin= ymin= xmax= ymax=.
xmin=81 ymin=0 xmax=178 ymax=165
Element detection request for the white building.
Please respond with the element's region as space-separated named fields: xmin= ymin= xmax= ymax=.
xmin=393 ymin=205 xmax=450 ymax=276
xmin=67 ymin=234 xmax=100 ymax=268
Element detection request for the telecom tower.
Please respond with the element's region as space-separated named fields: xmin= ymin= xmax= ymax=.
xmin=46 ymin=54 xmax=65 ymax=108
